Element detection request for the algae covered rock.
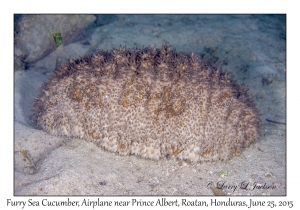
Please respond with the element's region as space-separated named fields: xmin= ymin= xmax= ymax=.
xmin=14 ymin=15 xmax=96 ymax=68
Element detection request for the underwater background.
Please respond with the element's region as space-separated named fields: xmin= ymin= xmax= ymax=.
xmin=14 ymin=14 xmax=286 ymax=195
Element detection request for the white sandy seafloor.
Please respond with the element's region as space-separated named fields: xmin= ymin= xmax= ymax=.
xmin=14 ymin=15 xmax=286 ymax=195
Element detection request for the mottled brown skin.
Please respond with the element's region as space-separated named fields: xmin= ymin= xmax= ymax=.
xmin=33 ymin=46 xmax=260 ymax=162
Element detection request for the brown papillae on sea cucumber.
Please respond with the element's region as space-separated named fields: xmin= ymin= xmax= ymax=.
xmin=33 ymin=46 xmax=261 ymax=162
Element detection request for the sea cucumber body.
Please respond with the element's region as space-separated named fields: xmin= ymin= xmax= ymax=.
xmin=34 ymin=46 xmax=260 ymax=162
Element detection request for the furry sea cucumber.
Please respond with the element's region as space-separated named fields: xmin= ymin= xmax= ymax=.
xmin=33 ymin=46 xmax=260 ymax=162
